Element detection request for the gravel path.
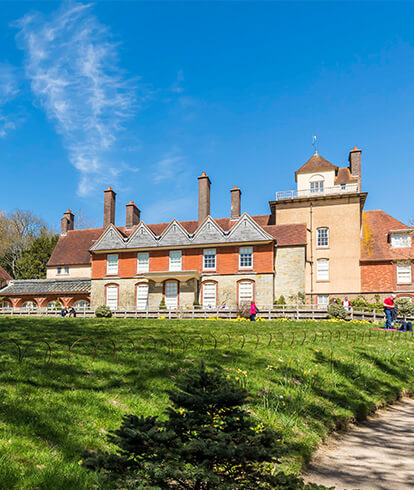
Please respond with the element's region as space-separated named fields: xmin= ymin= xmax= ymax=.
xmin=303 ymin=398 xmax=414 ymax=490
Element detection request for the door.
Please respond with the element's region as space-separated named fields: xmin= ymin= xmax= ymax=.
xmin=238 ymin=281 xmax=253 ymax=305
xmin=165 ymin=281 xmax=178 ymax=309
xmin=106 ymin=285 xmax=118 ymax=310
xmin=203 ymin=282 xmax=217 ymax=308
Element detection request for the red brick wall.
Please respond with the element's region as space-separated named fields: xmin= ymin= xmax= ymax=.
xmin=91 ymin=244 xmax=274 ymax=279
xmin=361 ymin=262 xmax=394 ymax=292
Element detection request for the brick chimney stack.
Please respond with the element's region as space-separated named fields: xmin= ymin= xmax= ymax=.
xmin=126 ymin=201 xmax=141 ymax=229
xmin=198 ymin=171 xmax=211 ymax=224
xmin=60 ymin=210 xmax=74 ymax=236
xmin=103 ymin=187 xmax=116 ymax=227
xmin=230 ymin=186 xmax=241 ymax=220
xmin=348 ymin=146 xmax=362 ymax=191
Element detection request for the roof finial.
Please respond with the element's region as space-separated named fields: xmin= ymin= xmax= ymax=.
xmin=312 ymin=135 xmax=318 ymax=155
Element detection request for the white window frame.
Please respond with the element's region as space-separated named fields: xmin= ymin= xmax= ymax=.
xmin=136 ymin=283 xmax=149 ymax=310
xmin=107 ymin=254 xmax=119 ymax=275
xmin=317 ymin=259 xmax=329 ymax=281
xmin=73 ymin=300 xmax=90 ymax=310
xmin=238 ymin=280 xmax=254 ymax=305
xmin=169 ymin=251 xmax=182 ymax=271
xmin=397 ymin=263 xmax=412 ymax=284
xmin=310 ymin=181 xmax=324 ymax=194
xmin=137 ymin=252 xmax=149 ymax=273
xmin=317 ymin=228 xmax=329 ymax=248
xmin=106 ymin=285 xmax=118 ymax=310
xmin=203 ymin=249 xmax=216 ymax=271
xmin=202 ymin=281 xmax=217 ymax=308
xmin=391 ymin=234 xmax=411 ymax=249
xmin=239 ymin=247 xmax=253 ymax=269
xmin=317 ymin=295 xmax=329 ymax=307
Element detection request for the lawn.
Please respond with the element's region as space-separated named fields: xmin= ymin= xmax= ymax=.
xmin=0 ymin=316 xmax=412 ymax=488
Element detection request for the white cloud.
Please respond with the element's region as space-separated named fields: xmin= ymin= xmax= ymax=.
xmin=0 ymin=63 xmax=19 ymax=137
xmin=153 ymin=155 xmax=184 ymax=184
xmin=171 ymin=69 xmax=184 ymax=93
xmin=15 ymin=1 xmax=138 ymax=196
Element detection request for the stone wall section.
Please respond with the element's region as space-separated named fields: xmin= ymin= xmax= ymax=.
xmin=274 ymin=246 xmax=305 ymax=299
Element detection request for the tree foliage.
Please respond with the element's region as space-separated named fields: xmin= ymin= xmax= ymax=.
xmin=14 ymin=234 xmax=59 ymax=279
xmin=83 ymin=364 xmax=329 ymax=489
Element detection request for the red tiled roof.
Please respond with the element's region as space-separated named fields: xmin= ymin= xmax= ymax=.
xmin=295 ymin=154 xmax=338 ymax=181
xmin=47 ymin=214 xmax=306 ymax=266
xmin=0 ymin=265 xmax=12 ymax=281
xmin=263 ymin=224 xmax=307 ymax=246
xmin=361 ymin=210 xmax=414 ymax=261
xmin=334 ymin=167 xmax=358 ymax=185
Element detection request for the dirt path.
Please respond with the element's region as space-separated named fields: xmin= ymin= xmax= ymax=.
xmin=303 ymin=398 xmax=414 ymax=490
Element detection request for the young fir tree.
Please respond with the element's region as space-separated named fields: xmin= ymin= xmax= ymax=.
xmin=83 ymin=364 xmax=329 ymax=489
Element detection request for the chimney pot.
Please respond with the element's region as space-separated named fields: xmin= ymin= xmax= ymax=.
xmin=103 ymin=187 xmax=116 ymax=227
xmin=126 ymin=201 xmax=141 ymax=229
xmin=230 ymin=186 xmax=242 ymax=220
xmin=198 ymin=172 xmax=211 ymax=224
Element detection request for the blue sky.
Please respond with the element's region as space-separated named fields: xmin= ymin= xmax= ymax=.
xmin=1 ymin=1 xmax=413 ymax=230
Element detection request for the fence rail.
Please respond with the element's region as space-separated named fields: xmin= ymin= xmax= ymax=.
xmin=0 ymin=304 xmax=410 ymax=322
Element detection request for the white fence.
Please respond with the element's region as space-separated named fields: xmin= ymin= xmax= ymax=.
xmin=0 ymin=304 xmax=406 ymax=322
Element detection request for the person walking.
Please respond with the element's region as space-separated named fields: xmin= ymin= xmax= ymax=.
xmin=383 ymin=294 xmax=396 ymax=329
xmin=342 ymin=297 xmax=351 ymax=311
xmin=249 ymin=301 xmax=257 ymax=322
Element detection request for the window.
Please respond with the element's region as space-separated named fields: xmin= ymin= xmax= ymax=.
xmin=22 ymin=301 xmax=36 ymax=309
xmin=169 ymin=251 xmax=182 ymax=271
xmin=317 ymin=295 xmax=329 ymax=306
xmin=107 ymin=254 xmax=119 ymax=275
xmin=340 ymin=184 xmax=346 ymax=190
xmin=0 ymin=301 xmax=11 ymax=309
xmin=57 ymin=266 xmax=69 ymax=275
xmin=202 ymin=282 xmax=217 ymax=307
xmin=391 ymin=234 xmax=411 ymax=249
xmin=136 ymin=283 xmax=149 ymax=310
xmin=137 ymin=252 xmax=149 ymax=273
xmin=106 ymin=285 xmax=118 ymax=310
xmin=310 ymin=181 xmax=324 ymax=194
xmin=165 ymin=280 xmax=178 ymax=309
xmin=239 ymin=247 xmax=253 ymax=269
xmin=238 ymin=281 xmax=254 ymax=304
xmin=317 ymin=259 xmax=329 ymax=281
xmin=47 ymin=301 xmax=57 ymax=310
xmin=317 ymin=228 xmax=329 ymax=248
xmin=397 ymin=264 xmax=412 ymax=284
xmin=203 ymin=249 xmax=216 ymax=270
xmin=73 ymin=300 xmax=90 ymax=309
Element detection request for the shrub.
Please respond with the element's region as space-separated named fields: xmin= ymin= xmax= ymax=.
xmin=54 ymin=299 xmax=62 ymax=309
xmin=274 ymin=295 xmax=286 ymax=305
xmin=396 ymin=298 xmax=414 ymax=318
xmin=159 ymin=298 xmax=167 ymax=310
xmin=95 ymin=305 xmax=112 ymax=318
xmin=83 ymin=363 xmax=328 ymax=489
xmin=327 ymin=303 xmax=347 ymax=320
xmin=237 ymin=301 xmax=250 ymax=318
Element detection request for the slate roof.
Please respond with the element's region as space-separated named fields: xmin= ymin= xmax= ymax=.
xmin=0 ymin=278 xmax=91 ymax=295
xmin=295 ymin=153 xmax=338 ymax=181
xmin=361 ymin=210 xmax=414 ymax=261
xmin=47 ymin=215 xmax=307 ymax=267
xmin=0 ymin=266 xmax=12 ymax=282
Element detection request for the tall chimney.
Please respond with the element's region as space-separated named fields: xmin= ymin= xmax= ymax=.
xmin=348 ymin=146 xmax=362 ymax=191
xmin=230 ymin=186 xmax=241 ymax=220
xmin=198 ymin=172 xmax=211 ymax=223
xmin=60 ymin=209 xmax=74 ymax=236
xmin=104 ymin=187 xmax=116 ymax=227
xmin=126 ymin=201 xmax=140 ymax=229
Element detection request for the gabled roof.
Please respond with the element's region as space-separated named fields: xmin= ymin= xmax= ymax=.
xmin=0 ymin=265 xmax=12 ymax=282
xmin=361 ymin=210 xmax=414 ymax=261
xmin=295 ymin=153 xmax=338 ymax=182
xmin=47 ymin=228 xmax=103 ymax=266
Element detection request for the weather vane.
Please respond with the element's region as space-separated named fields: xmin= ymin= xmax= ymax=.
xmin=312 ymin=135 xmax=318 ymax=155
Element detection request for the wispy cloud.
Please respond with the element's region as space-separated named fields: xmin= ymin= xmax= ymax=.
xmin=171 ymin=69 xmax=184 ymax=94
xmin=14 ymin=1 xmax=138 ymax=196
xmin=153 ymin=154 xmax=185 ymax=184
xmin=0 ymin=63 xmax=20 ymax=137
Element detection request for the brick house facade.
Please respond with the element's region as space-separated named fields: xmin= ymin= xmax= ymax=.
xmin=1 ymin=145 xmax=412 ymax=310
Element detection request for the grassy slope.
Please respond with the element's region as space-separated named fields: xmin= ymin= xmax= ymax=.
xmin=0 ymin=317 xmax=412 ymax=488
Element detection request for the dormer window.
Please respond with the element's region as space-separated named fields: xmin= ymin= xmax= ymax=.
xmin=391 ymin=233 xmax=411 ymax=249
xmin=310 ymin=181 xmax=324 ymax=194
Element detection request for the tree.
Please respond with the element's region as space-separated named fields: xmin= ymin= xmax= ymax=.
xmin=0 ymin=210 xmax=50 ymax=277
xmin=83 ymin=364 xmax=328 ymax=489
xmin=14 ymin=233 xmax=59 ymax=279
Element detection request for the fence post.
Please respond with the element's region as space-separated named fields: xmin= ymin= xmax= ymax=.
xmin=296 ymin=304 xmax=299 ymax=321
xmin=351 ymin=308 xmax=354 ymax=320
xmin=268 ymin=307 xmax=271 ymax=320
xmin=373 ymin=309 xmax=376 ymax=322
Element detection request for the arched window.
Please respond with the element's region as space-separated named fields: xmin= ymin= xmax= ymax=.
xmin=22 ymin=301 xmax=36 ymax=309
xmin=0 ymin=300 xmax=11 ymax=309
xmin=47 ymin=301 xmax=58 ymax=310
xmin=317 ymin=228 xmax=329 ymax=248
xmin=105 ymin=284 xmax=119 ymax=310
xmin=317 ymin=259 xmax=329 ymax=281
xmin=309 ymin=174 xmax=324 ymax=194
xmin=202 ymin=281 xmax=217 ymax=308
xmin=73 ymin=300 xmax=90 ymax=310
xmin=238 ymin=280 xmax=254 ymax=305
xmin=136 ymin=283 xmax=149 ymax=310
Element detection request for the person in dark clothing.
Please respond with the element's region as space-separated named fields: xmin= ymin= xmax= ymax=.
xmin=68 ymin=307 xmax=77 ymax=318
xmin=60 ymin=307 xmax=68 ymax=317
xmin=399 ymin=320 xmax=413 ymax=333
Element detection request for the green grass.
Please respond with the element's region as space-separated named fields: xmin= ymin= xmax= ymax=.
xmin=0 ymin=316 xmax=412 ymax=488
